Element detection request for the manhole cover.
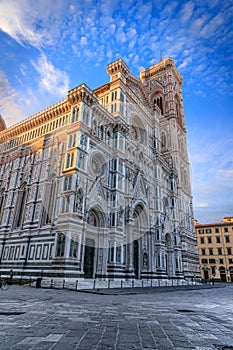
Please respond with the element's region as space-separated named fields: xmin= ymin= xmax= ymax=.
xmin=177 ymin=309 xmax=194 ymax=313
xmin=0 ymin=311 xmax=25 ymax=315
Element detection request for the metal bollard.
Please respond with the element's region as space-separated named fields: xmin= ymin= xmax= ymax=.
xmin=132 ymin=280 xmax=134 ymax=288
xmin=93 ymin=280 xmax=96 ymax=289
xmin=108 ymin=280 xmax=110 ymax=288
xmin=142 ymin=280 xmax=143 ymax=288
xmin=50 ymin=279 xmax=53 ymax=288
xmin=121 ymin=280 xmax=123 ymax=288
xmin=63 ymin=279 xmax=65 ymax=289
xmin=76 ymin=280 xmax=78 ymax=290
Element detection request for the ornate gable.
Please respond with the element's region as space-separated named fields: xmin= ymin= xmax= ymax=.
xmin=133 ymin=173 xmax=148 ymax=201
xmin=126 ymin=75 xmax=151 ymax=108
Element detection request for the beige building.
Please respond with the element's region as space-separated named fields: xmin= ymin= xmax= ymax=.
xmin=0 ymin=57 xmax=199 ymax=282
xmin=195 ymin=217 xmax=233 ymax=282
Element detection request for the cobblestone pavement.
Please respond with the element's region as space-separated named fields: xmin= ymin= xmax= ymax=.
xmin=0 ymin=284 xmax=233 ymax=350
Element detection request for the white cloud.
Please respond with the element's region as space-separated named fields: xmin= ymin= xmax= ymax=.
xmin=180 ymin=1 xmax=195 ymax=22
xmin=0 ymin=0 xmax=51 ymax=48
xmin=0 ymin=0 xmax=70 ymax=48
xmin=80 ymin=36 xmax=88 ymax=46
xmin=31 ymin=53 xmax=69 ymax=97
xmin=219 ymin=169 xmax=233 ymax=177
xmin=197 ymin=203 xmax=209 ymax=208
xmin=200 ymin=13 xmax=224 ymax=38
xmin=0 ymin=71 xmax=23 ymax=126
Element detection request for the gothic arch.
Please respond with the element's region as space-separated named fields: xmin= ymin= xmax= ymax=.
xmin=14 ymin=181 xmax=27 ymax=229
xmin=87 ymin=206 xmax=106 ymax=228
xmin=130 ymin=114 xmax=147 ymax=145
xmin=150 ymin=86 xmax=164 ymax=115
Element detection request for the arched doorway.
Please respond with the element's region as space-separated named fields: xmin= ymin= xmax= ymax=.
xmin=219 ymin=266 xmax=226 ymax=282
xmin=203 ymin=267 xmax=210 ymax=282
xmin=132 ymin=204 xmax=148 ymax=279
xmin=84 ymin=209 xmax=105 ymax=278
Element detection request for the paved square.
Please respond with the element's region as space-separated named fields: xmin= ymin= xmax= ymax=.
xmin=0 ymin=284 xmax=233 ymax=349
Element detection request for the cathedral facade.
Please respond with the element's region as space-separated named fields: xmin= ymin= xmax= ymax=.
xmin=0 ymin=58 xmax=200 ymax=281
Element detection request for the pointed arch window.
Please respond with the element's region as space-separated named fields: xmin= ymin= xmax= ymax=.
xmin=0 ymin=188 xmax=5 ymax=223
xmin=14 ymin=183 xmax=27 ymax=228
xmin=161 ymin=133 xmax=167 ymax=149
xmin=154 ymin=95 xmax=164 ymax=115
xmin=42 ymin=177 xmax=57 ymax=225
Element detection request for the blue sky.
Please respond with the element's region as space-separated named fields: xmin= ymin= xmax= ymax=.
xmin=0 ymin=0 xmax=232 ymax=224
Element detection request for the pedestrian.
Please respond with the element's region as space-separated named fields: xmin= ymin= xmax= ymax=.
xmin=9 ymin=269 xmax=13 ymax=283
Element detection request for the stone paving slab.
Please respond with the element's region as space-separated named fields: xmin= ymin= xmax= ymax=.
xmin=0 ymin=284 xmax=233 ymax=349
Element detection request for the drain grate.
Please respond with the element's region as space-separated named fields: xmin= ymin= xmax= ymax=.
xmin=0 ymin=311 xmax=25 ymax=315
xmin=214 ymin=346 xmax=233 ymax=350
xmin=177 ymin=309 xmax=194 ymax=313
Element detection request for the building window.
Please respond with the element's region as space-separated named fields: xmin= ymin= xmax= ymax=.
xmin=108 ymin=243 xmax=114 ymax=262
xmin=218 ymin=248 xmax=222 ymax=255
xmin=68 ymin=133 xmax=77 ymax=149
xmin=229 ymin=258 xmax=233 ymax=264
xmin=201 ymin=248 xmax=206 ymax=255
xmin=154 ymin=96 xmax=164 ymax=115
xmin=216 ymin=236 xmax=221 ymax=243
xmin=200 ymin=237 xmax=205 ymax=244
xmin=14 ymin=183 xmax=27 ymax=228
xmin=224 ymin=227 xmax=229 ymax=233
xmin=71 ymin=108 xmax=79 ymax=123
xmin=0 ymin=188 xmax=5 ymax=223
xmin=211 ymin=266 xmax=215 ymax=275
xmin=215 ymin=228 xmax=219 ymax=233
xmin=206 ymin=229 xmax=212 ymax=233
xmin=209 ymin=259 xmax=215 ymax=264
xmin=111 ymin=90 xmax=117 ymax=101
xmin=208 ymin=237 xmax=212 ymax=244
xmin=109 ymin=212 xmax=116 ymax=226
xmin=227 ymin=248 xmax=232 ymax=255
xmin=116 ymin=246 xmax=121 ymax=263
xmin=225 ymin=236 xmax=230 ymax=243
xmin=63 ymin=176 xmax=72 ymax=191
xmin=201 ymin=258 xmax=208 ymax=263
xmin=79 ymin=135 xmax=88 ymax=150
xmin=209 ymin=248 xmax=213 ymax=255
xmin=77 ymin=151 xmax=85 ymax=170
xmin=199 ymin=229 xmax=204 ymax=234
xmin=219 ymin=258 xmax=224 ymax=264
xmin=40 ymin=178 xmax=57 ymax=226
xmin=65 ymin=152 xmax=75 ymax=169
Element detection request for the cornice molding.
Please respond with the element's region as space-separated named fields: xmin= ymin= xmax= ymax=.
xmin=0 ymin=98 xmax=70 ymax=142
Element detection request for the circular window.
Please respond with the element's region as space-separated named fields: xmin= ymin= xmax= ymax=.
xmin=90 ymin=151 xmax=107 ymax=178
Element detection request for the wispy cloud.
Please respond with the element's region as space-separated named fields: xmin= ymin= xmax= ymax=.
xmin=0 ymin=0 xmax=68 ymax=48
xmin=31 ymin=53 xmax=69 ymax=97
xmin=180 ymin=1 xmax=195 ymax=22
xmin=0 ymin=71 xmax=23 ymax=126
